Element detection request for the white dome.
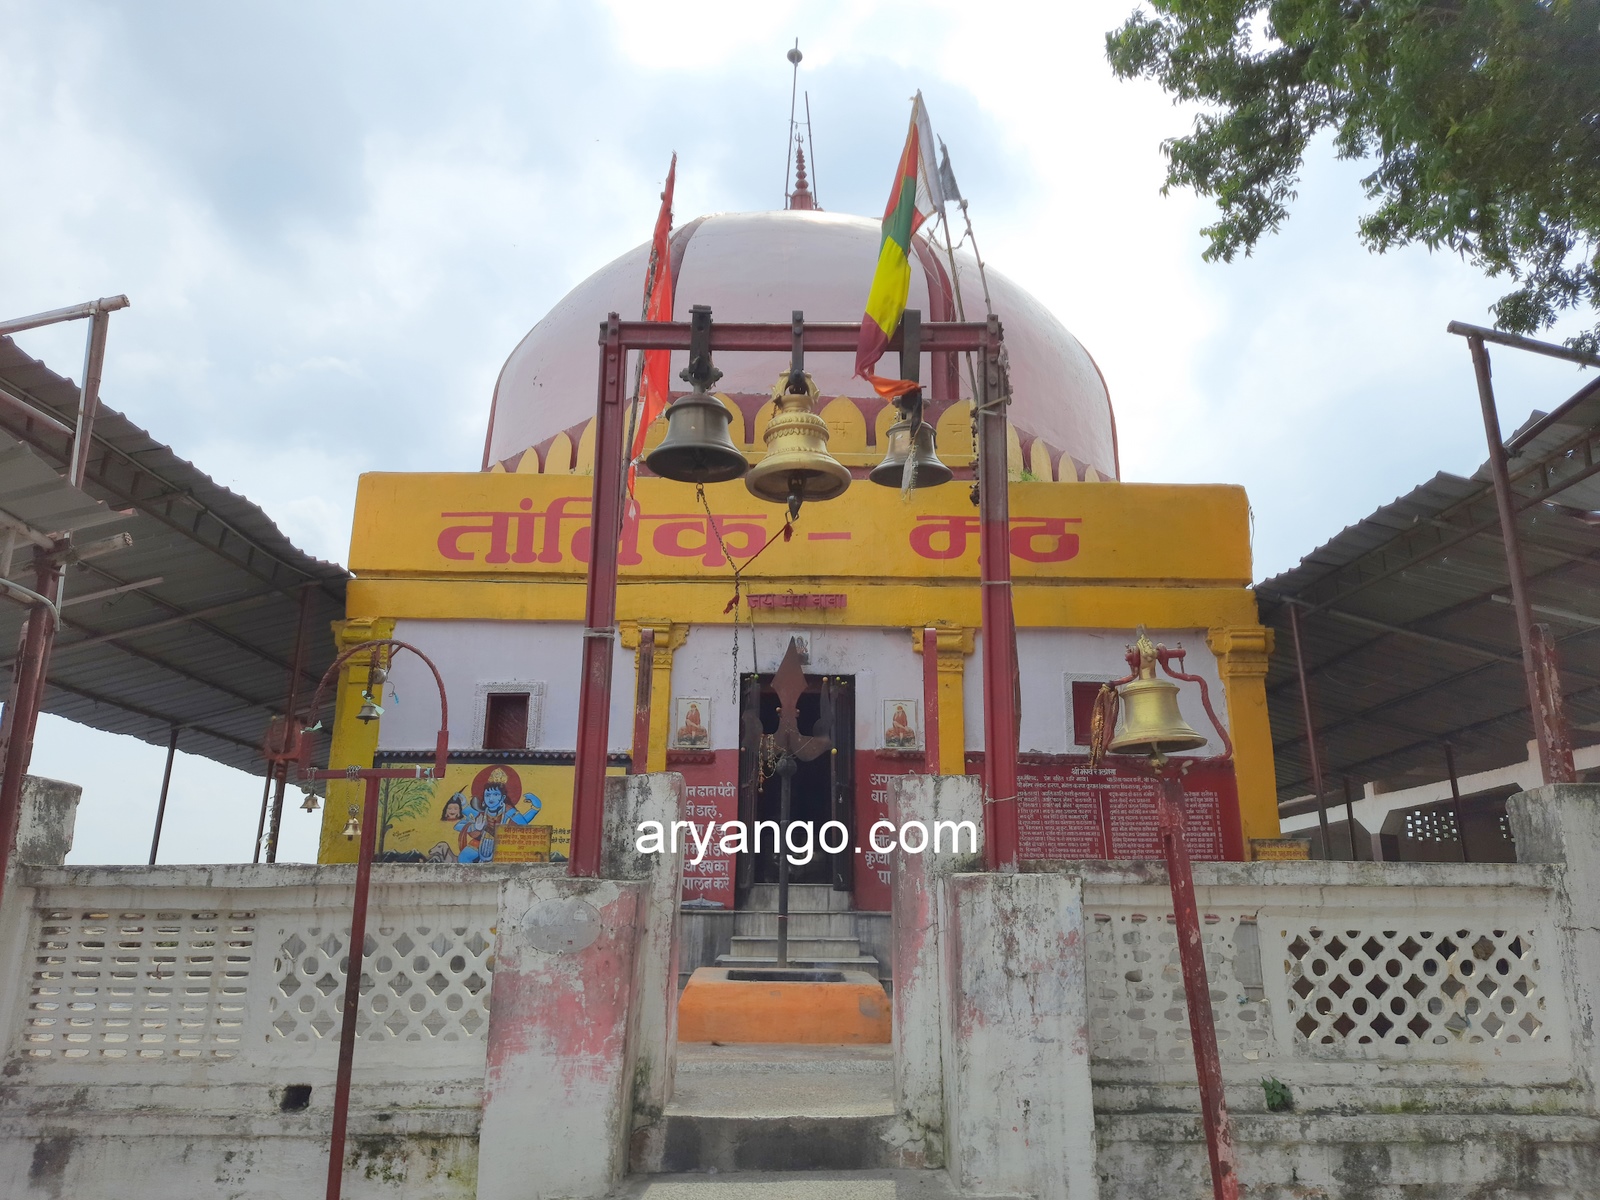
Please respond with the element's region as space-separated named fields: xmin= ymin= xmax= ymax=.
xmin=485 ymin=210 xmax=1117 ymax=479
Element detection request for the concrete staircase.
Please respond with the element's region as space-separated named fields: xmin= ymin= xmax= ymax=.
xmin=631 ymin=1044 xmax=901 ymax=1175
xmin=715 ymin=884 xmax=881 ymax=978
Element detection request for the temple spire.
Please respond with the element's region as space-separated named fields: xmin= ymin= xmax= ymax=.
xmin=788 ymin=138 xmax=816 ymax=211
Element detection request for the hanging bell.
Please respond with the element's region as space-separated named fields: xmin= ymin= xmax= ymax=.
xmin=745 ymin=370 xmax=851 ymax=512
xmin=1108 ymin=678 xmax=1207 ymax=755
xmin=356 ymin=691 xmax=383 ymax=723
xmin=342 ymin=808 xmax=360 ymax=841
xmin=644 ymin=385 xmax=748 ymax=484
xmin=869 ymin=416 xmax=953 ymax=489
xmin=300 ymin=788 xmax=320 ymax=813
xmin=645 ymin=303 xmax=748 ymax=484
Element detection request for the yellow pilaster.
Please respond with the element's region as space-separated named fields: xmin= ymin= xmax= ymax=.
xmin=912 ymin=625 xmax=974 ymax=775
xmin=620 ymin=620 xmax=688 ymax=773
xmin=316 ymin=617 xmax=396 ymax=863
xmin=1206 ymin=625 xmax=1280 ymax=844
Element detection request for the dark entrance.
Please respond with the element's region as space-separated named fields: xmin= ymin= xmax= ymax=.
xmin=735 ymin=670 xmax=854 ymax=904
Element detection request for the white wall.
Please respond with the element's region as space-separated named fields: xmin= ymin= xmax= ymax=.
xmin=381 ymin=620 xmax=632 ymax=755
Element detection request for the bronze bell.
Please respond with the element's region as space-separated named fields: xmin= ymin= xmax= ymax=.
xmin=644 ymin=303 xmax=749 ymax=485
xmin=746 ymin=370 xmax=851 ymax=512
xmin=869 ymin=416 xmax=952 ymax=489
xmin=1108 ymin=630 xmax=1208 ymax=755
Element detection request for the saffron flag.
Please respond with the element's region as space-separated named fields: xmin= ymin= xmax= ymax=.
xmin=855 ymin=93 xmax=945 ymax=396
xmin=629 ymin=154 xmax=677 ymax=490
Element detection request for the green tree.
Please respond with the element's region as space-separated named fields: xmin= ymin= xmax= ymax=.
xmin=1107 ymin=0 xmax=1600 ymax=352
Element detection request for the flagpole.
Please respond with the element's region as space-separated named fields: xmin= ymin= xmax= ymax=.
xmin=936 ymin=208 xmax=982 ymax=402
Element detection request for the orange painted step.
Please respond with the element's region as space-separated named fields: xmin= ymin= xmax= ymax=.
xmin=677 ymin=967 xmax=891 ymax=1045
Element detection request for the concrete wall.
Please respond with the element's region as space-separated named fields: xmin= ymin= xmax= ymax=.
xmin=0 ymin=775 xmax=684 ymax=1200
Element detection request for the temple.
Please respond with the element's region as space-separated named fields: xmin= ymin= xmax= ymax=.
xmin=315 ymin=195 xmax=1282 ymax=963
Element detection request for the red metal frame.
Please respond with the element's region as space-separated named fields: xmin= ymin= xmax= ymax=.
xmin=287 ymin=639 xmax=449 ymax=1200
xmin=568 ymin=313 xmax=1023 ymax=876
xmin=0 ymin=550 xmax=63 ymax=914
xmin=922 ymin=627 xmax=940 ymax=775
xmin=631 ymin=626 xmax=656 ymax=771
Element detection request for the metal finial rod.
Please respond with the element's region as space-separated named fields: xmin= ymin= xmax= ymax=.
xmin=784 ymin=40 xmax=802 ymax=205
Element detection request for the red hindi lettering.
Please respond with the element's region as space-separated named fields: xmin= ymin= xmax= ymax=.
xmin=437 ymin=512 xmax=514 ymax=563
xmin=909 ymin=515 xmax=981 ymax=560
xmin=1008 ymin=517 xmax=1082 ymax=563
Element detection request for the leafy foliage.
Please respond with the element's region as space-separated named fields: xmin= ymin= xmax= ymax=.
xmin=377 ymin=778 xmax=435 ymax=853
xmin=1262 ymin=1075 xmax=1295 ymax=1111
xmin=1107 ymin=0 xmax=1600 ymax=352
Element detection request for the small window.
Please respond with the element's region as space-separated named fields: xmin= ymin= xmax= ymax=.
xmin=1070 ymin=680 xmax=1110 ymax=747
xmin=484 ymin=692 xmax=530 ymax=750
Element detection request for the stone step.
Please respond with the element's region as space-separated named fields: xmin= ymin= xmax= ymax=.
xmin=727 ymin=935 xmax=865 ymax=960
xmin=632 ymin=1044 xmax=901 ymax=1175
xmin=734 ymin=911 xmax=858 ymax=938
xmin=615 ymin=1172 xmax=1005 ymax=1198
xmin=713 ymin=953 xmax=881 ymax=979
xmin=746 ymin=883 xmax=853 ymax=913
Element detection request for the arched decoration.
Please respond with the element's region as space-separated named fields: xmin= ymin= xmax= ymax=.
xmin=1028 ymin=437 xmax=1055 ymax=481
xmin=1057 ymin=451 xmax=1083 ymax=483
xmin=543 ymin=431 xmax=575 ymax=475
xmin=872 ymin=403 xmax=899 ymax=449
xmin=820 ymin=397 xmax=868 ymax=454
xmin=575 ymin=418 xmax=597 ymax=475
xmin=1006 ymin=420 xmax=1024 ymax=481
xmin=513 ymin=445 xmax=541 ymax=474
xmin=1085 ymin=463 xmax=1105 ymax=483
xmin=714 ymin=393 xmax=748 ymax=446
xmin=935 ymin=402 xmax=974 ymax=460
xmin=488 ymin=458 xmax=509 ymax=474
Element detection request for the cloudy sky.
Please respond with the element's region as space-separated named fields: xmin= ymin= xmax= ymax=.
xmin=3 ymin=0 xmax=1593 ymax=864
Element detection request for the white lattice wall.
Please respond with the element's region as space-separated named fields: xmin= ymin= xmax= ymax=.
xmin=5 ymin=874 xmax=503 ymax=1080
xmin=1278 ymin=921 xmax=1552 ymax=1057
xmin=1086 ymin=908 xmax=1274 ymax=1066
xmin=21 ymin=907 xmax=255 ymax=1062
xmin=269 ymin=916 xmax=493 ymax=1043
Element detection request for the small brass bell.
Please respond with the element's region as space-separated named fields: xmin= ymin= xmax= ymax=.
xmin=746 ymin=370 xmax=851 ymax=513
xmin=356 ymin=691 xmax=383 ymax=723
xmin=645 ymin=304 xmax=748 ymax=484
xmin=342 ymin=808 xmax=360 ymax=841
xmin=300 ymin=788 xmax=320 ymax=813
xmin=1108 ymin=630 xmax=1208 ymax=756
xmin=869 ymin=416 xmax=953 ymax=489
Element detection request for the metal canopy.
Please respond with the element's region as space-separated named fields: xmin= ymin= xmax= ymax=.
xmin=1259 ymin=375 xmax=1600 ymax=806
xmin=0 ymin=335 xmax=348 ymax=775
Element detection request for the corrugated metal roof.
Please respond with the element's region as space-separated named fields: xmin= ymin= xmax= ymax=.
xmin=1259 ymin=377 xmax=1600 ymax=805
xmin=0 ymin=335 xmax=348 ymax=775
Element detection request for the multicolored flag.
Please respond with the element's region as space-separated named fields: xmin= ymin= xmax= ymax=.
xmin=629 ymin=154 xmax=677 ymax=492
xmin=855 ymin=93 xmax=946 ymax=397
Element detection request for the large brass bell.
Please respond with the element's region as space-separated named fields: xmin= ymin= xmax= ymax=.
xmin=1108 ymin=630 xmax=1207 ymax=755
xmin=745 ymin=370 xmax=851 ymax=513
xmin=644 ymin=304 xmax=749 ymax=485
xmin=869 ymin=415 xmax=952 ymax=489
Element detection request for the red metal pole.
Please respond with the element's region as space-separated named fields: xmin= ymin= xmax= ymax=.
xmin=632 ymin=626 xmax=655 ymax=772
xmin=325 ymin=771 xmax=381 ymax=1200
xmin=1158 ymin=769 xmax=1239 ymax=1200
xmin=0 ymin=551 xmax=62 ymax=913
xmin=1467 ymin=335 xmax=1577 ymax=784
xmin=922 ymin=627 xmax=940 ymax=775
xmin=1286 ymin=603 xmax=1333 ymax=858
xmin=570 ymin=314 xmax=627 ymax=877
xmin=976 ymin=317 xmax=1020 ymax=869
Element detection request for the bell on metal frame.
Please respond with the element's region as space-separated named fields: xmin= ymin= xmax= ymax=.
xmin=745 ymin=370 xmax=850 ymax=513
xmin=300 ymin=788 xmax=320 ymax=813
xmin=644 ymin=384 xmax=748 ymax=484
xmin=646 ymin=303 xmax=748 ymax=485
xmin=869 ymin=416 xmax=953 ymax=489
xmin=356 ymin=691 xmax=383 ymax=723
xmin=342 ymin=809 xmax=360 ymax=841
xmin=1108 ymin=629 xmax=1207 ymax=756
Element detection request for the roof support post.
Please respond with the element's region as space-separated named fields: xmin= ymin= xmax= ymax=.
xmin=1467 ymin=334 xmax=1577 ymax=784
xmin=1287 ymin=603 xmax=1333 ymax=858
xmin=0 ymin=547 xmax=63 ymax=913
xmin=149 ymin=725 xmax=179 ymax=865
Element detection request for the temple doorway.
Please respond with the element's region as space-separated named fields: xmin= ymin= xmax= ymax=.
xmin=735 ymin=670 xmax=855 ymax=905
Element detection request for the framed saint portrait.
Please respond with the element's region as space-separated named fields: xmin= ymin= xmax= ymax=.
xmin=883 ymin=699 xmax=919 ymax=749
xmin=672 ymin=697 xmax=711 ymax=749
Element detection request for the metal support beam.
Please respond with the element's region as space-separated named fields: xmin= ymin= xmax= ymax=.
xmin=0 ymin=548 xmax=63 ymax=915
xmin=1468 ymin=334 xmax=1576 ymax=784
xmin=0 ymin=295 xmax=128 ymax=337
xmin=149 ymin=726 xmax=179 ymax=864
xmin=1448 ymin=320 xmax=1600 ymax=370
xmin=1288 ymin=604 xmax=1333 ymax=858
